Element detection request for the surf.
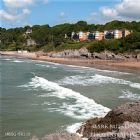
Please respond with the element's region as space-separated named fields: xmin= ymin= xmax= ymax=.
xmin=20 ymin=75 xmax=110 ymax=120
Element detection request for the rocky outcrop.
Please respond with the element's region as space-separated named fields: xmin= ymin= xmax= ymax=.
xmin=77 ymin=101 xmax=140 ymax=139
xmin=47 ymin=48 xmax=91 ymax=58
xmin=47 ymin=48 xmax=140 ymax=60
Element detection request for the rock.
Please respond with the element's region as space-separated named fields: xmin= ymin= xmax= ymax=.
xmin=47 ymin=48 xmax=91 ymax=58
xmin=137 ymin=54 xmax=140 ymax=60
xmin=47 ymin=48 xmax=139 ymax=60
xmin=77 ymin=101 xmax=140 ymax=138
xmin=30 ymin=133 xmax=82 ymax=140
xmin=114 ymin=54 xmax=125 ymax=60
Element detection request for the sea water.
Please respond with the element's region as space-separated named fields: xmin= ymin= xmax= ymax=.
xmin=1 ymin=56 xmax=140 ymax=140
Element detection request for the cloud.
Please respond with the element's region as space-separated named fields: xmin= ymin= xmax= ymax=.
xmin=3 ymin=0 xmax=34 ymax=8
xmin=0 ymin=8 xmax=30 ymax=21
xmin=100 ymin=0 xmax=140 ymax=20
xmin=0 ymin=0 xmax=49 ymax=21
xmin=0 ymin=10 xmax=20 ymax=21
xmin=100 ymin=7 xmax=118 ymax=19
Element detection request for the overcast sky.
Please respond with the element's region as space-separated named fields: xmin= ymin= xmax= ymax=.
xmin=0 ymin=0 xmax=140 ymax=28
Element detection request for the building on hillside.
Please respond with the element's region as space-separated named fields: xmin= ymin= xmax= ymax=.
xmin=71 ymin=32 xmax=75 ymax=39
xmin=78 ymin=31 xmax=88 ymax=41
xmin=71 ymin=32 xmax=79 ymax=40
xmin=64 ymin=34 xmax=68 ymax=39
xmin=70 ymin=29 xmax=132 ymax=41
xmin=122 ymin=29 xmax=131 ymax=37
xmin=26 ymin=39 xmax=36 ymax=46
xmin=95 ymin=31 xmax=104 ymax=40
xmin=104 ymin=30 xmax=114 ymax=39
xmin=25 ymin=28 xmax=32 ymax=34
xmin=114 ymin=30 xmax=123 ymax=39
xmin=88 ymin=32 xmax=95 ymax=40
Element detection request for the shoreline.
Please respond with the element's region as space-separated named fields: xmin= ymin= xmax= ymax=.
xmin=1 ymin=51 xmax=140 ymax=71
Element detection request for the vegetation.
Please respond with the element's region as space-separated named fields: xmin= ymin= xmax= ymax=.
xmin=0 ymin=20 xmax=140 ymax=53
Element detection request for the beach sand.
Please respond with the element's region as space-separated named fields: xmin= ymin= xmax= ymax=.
xmin=1 ymin=51 xmax=140 ymax=70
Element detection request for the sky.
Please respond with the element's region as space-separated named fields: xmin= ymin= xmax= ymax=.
xmin=0 ymin=0 xmax=140 ymax=28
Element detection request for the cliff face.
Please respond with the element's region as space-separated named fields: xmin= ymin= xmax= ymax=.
xmin=47 ymin=48 xmax=140 ymax=60
xmin=77 ymin=101 xmax=140 ymax=139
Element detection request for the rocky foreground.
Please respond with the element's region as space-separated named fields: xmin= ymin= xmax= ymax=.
xmin=31 ymin=101 xmax=140 ymax=140
xmin=77 ymin=101 xmax=140 ymax=140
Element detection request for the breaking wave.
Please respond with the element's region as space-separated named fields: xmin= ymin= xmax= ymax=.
xmin=65 ymin=64 xmax=131 ymax=75
xmin=12 ymin=60 xmax=24 ymax=63
xmin=58 ymin=74 xmax=140 ymax=89
xmin=20 ymin=75 xmax=110 ymax=119
xmin=66 ymin=122 xmax=83 ymax=134
xmin=119 ymin=90 xmax=140 ymax=100
xmin=35 ymin=64 xmax=57 ymax=69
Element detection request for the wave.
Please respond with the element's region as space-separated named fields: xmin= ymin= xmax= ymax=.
xmin=35 ymin=64 xmax=57 ymax=69
xmin=13 ymin=60 xmax=24 ymax=63
xmin=58 ymin=74 xmax=140 ymax=89
xmin=119 ymin=90 xmax=140 ymax=100
xmin=66 ymin=122 xmax=83 ymax=134
xmin=2 ymin=58 xmax=12 ymax=61
xmin=35 ymin=64 xmax=50 ymax=67
xmin=65 ymin=64 xmax=131 ymax=75
xmin=21 ymin=75 xmax=110 ymax=119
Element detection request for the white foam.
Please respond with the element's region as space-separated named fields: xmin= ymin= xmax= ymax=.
xmin=36 ymin=64 xmax=50 ymax=67
xmin=119 ymin=90 xmax=140 ymax=100
xmin=65 ymin=64 xmax=131 ymax=75
xmin=36 ymin=64 xmax=57 ymax=69
xmin=13 ymin=60 xmax=24 ymax=63
xmin=3 ymin=58 xmax=12 ymax=61
xmin=66 ymin=122 xmax=83 ymax=133
xmin=21 ymin=76 xmax=110 ymax=119
xmin=58 ymin=74 xmax=140 ymax=89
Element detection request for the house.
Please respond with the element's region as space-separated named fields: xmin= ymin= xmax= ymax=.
xmin=122 ymin=29 xmax=131 ymax=37
xmin=70 ymin=29 xmax=132 ymax=41
xmin=88 ymin=32 xmax=95 ymax=40
xmin=78 ymin=31 xmax=88 ymax=41
xmin=104 ymin=30 xmax=114 ymax=39
xmin=95 ymin=31 xmax=104 ymax=40
xmin=114 ymin=30 xmax=123 ymax=39
xmin=71 ymin=32 xmax=79 ymax=40
xmin=71 ymin=32 xmax=75 ymax=39
xmin=25 ymin=28 xmax=32 ymax=34
xmin=64 ymin=34 xmax=68 ymax=39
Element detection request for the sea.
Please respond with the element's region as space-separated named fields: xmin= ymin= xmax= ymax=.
xmin=0 ymin=56 xmax=140 ymax=140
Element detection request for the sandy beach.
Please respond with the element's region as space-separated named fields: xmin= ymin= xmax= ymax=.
xmin=1 ymin=51 xmax=140 ymax=70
